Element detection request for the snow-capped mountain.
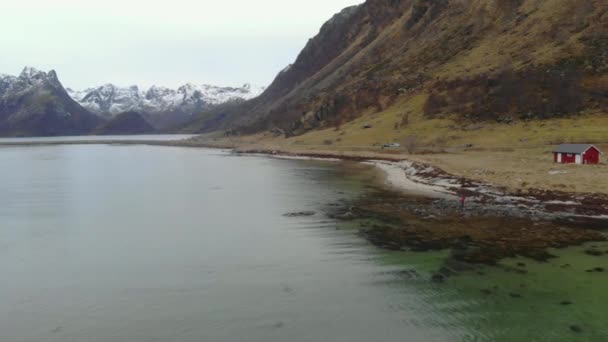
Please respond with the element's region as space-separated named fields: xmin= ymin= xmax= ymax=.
xmin=0 ymin=67 xmax=102 ymax=137
xmin=68 ymin=83 xmax=265 ymax=118
xmin=0 ymin=67 xmax=63 ymax=97
xmin=0 ymin=66 xmax=266 ymax=135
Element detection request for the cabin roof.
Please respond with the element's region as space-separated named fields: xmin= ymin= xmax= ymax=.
xmin=553 ymin=144 xmax=603 ymax=154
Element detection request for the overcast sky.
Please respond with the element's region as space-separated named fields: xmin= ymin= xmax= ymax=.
xmin=2 ymin=0 xmax=363 ymax=89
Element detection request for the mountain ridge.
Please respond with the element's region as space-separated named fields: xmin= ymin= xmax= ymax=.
xmin=185 ymin=0 xmax=608 ymax=137
xmin=93 ymin=111 xmax=157 ymax=135
xmin=68 ymin=82 xmax=264 ymax=129
xmin=0 ymin=67 xmax=103 ymax=137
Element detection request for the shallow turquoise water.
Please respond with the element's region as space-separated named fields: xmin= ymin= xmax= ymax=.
xmin=376 ymin=243 xmax=608 ymax=342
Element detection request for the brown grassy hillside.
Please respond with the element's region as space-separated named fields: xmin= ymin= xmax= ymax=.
xmin=186 ymin=0 xmax=607 ymax=137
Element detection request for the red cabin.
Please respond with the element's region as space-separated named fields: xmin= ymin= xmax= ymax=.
xmin=553 ymin=144 xmax=602 ymax=165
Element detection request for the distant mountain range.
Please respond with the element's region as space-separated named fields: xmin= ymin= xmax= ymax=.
xmin=68 ymin=83 xmax=264 ymax=129
xmin=0 ymin=67 xmax=264 ymax=137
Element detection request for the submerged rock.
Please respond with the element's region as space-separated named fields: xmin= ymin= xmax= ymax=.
xmin=431 ymin=274 xmax=445 ymax=283
xmin=283 ymin=211 xmax=316 ymax=217
xmin=570 ymin=325 xmax=583 ymax=333
xmin=584 ymin=248 xmax=603 ymax=256
xmin=340 ymin=212 xmax=355 ymax=219
xmin=397 ymin=269 xmax=420 ymax=279
xmin=332 ymin=184 xmax=607 ymax=267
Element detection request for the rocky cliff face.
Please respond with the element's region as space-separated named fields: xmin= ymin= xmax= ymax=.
xmin=68 ymin=83 xmax=264 ymax=130
xmin=190 ymin=0 xmax=608 ymax=136
xmin=0 ymin=67 xmax=102 ymax=137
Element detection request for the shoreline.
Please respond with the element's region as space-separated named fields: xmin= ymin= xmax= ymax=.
xmin=2 ymin=135 xmax=607 ymax=266
xmin=2 ymin=136 xmax=607 ymax=221
xmin=227 ymin=147 xmax=608 ymax=222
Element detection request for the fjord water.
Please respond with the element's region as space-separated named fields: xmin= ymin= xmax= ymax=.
xmin=0 ymin=144 xmax=606 ymax=342
xmin=0 ymin=144 xmax=453 ymax=342
xmin=0 ymin=134 xmax=197 ymax=143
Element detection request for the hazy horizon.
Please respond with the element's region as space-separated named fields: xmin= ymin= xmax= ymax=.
xmin=3 ymin=0 xmax=363 ymax=90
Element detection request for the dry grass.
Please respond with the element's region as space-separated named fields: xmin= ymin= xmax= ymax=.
xmin=269 ymin=94 xmax=608 ymax=152
xmin=407 ymin=147 xmax=608 ymax=194
xmin=194 ymin=93 xmax=608 ymax=195
xmin=434 ymin=0 xmax=591 ymax=79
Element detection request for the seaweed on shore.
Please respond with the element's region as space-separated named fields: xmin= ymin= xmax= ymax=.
xmin=329 ymin=189 xmax=607 ymax=268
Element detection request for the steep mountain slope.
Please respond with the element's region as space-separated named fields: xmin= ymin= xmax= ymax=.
xmin=93 ymin=111 xmax=157 ymax=135
xmin=68 ymin=83 xmax=264 ymax=130
xmin=189 ymin=0 xmax=608 ymax=136
xmin=0 ymin=67 xmax=103 ymax=137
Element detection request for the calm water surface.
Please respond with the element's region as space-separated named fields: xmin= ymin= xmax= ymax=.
xmin=0 ymin=143 xmax=606 ymax=342
xmin=0 ymin=134 xmax=196 ymax=143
